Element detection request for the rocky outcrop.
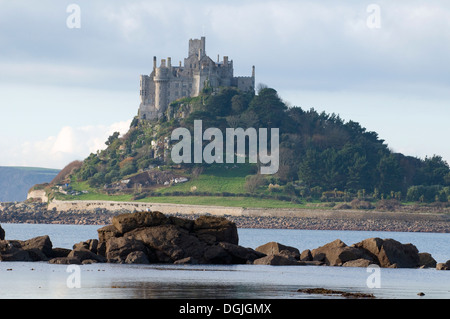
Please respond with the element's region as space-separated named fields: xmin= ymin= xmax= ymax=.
xmin=418 ymin=252 xmax=437 ymax=268
xmin=193 ymin=215 xmax=239 ymax=245
xmin=436 ymin=260 xmax=450 ymax=270
xmin=0 ymin=224 xmax=4 ymax=240
xmin=301 ymin=237 xmax=431 ymax=268
xmin=0 ymin=235 xmax=65 ymax=262
xmin=112 ymin=211 xmax=169 ymax=233
xmin=1 ymin=212 xmax=448 ymax=269
xmin=95 ymin=211 xmax=259 ymax=265
xmin=342 ymin=258 xmax=373 ymax=268
xmin=254 ymin=242 xmax=302 ymax=265
xmin=311 ymin=239 xmax=372 ymax=266
xmin=255 ymin=242 xmax=300 ymax=260
xmin=252 ymin=241 xmax=324 ymax=266
xmin=255 ymin=237 xmax=440 ymax=269
xmin=351 ymin=238 xmax=420 ymax=268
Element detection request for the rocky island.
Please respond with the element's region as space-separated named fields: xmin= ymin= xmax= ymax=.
xmin=1 ymin=211 xmax=449 ymax=270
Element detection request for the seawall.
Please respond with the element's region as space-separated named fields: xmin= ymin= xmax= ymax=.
xmin=48 ymin=200 xmax=245 ymax=216
xmin=48 ymin=199 xmax=450 ymax=221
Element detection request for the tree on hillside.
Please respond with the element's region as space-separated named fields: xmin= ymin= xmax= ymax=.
xmin=51 ymin=160 xmax=83 ymax=184
xmin=377 ymin=154 xmax=403 ymax=193
xmin=106 ymin=132 xmax=120 ymax=146
xmin=248 ymin=88 xmax=288 ymax=128
xmin=419 ymin=155 xmax=450 ymax=186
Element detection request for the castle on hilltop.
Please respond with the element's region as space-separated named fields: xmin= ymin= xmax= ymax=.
xmin=138 ymin=37 xmax=255 ymax=120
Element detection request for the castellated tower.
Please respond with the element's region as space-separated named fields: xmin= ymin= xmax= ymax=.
xmin=138 ymin=37 xmax=255 ymax=120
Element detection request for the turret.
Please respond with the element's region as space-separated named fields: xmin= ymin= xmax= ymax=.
xmin=154 ymin=59 xmax=169 ymax=112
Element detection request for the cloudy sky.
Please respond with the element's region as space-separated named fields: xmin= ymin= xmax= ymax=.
xmin=1 ymin=0 xmax=449 ymax=169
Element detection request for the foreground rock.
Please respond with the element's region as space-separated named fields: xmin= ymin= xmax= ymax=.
xmin=1 ymin=213 xmax=448 ymax=269
xmin=310 ymin=239 xmax=371 ymax=266
xmin=254 ymin=241 xmax=300 ymax=265
xmin=0 ymin=224 xmax=4 ymax=240
xmin=305 ymin=237 xmax=432 ymax=268
xmin=436 ymin=260 xmax=450 ymax=270
xmin=352 ymin=238 xmax=421 ymax=268
xmin=90 ymin=211 xmax=262 ymax=265
xmin=255 ymin=242 xmax=300 ymax=259
xmin=0 ymin=235 xmax=67 ymax=262
xmin=253 ymin=241 xmax=323 ymax=266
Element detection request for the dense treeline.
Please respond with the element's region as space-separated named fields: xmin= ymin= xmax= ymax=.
xmin=68 ymin=86 xmax=450 ymax=203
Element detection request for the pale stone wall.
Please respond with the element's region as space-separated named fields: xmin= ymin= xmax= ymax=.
xmin=48 ymin=200 xmax=245 ymax=216
xmin=27 ymin=190 xmax=49 ymax=203
xmin=46 ymin=200 xmax=449 ymax=224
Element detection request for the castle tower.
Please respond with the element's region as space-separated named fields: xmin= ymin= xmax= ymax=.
xmin=154 ymin=59 xmax=169 ymax=113
xmin=138 ymin=37 xmax=255 ymax=121
xmin=188 ymin=36 xmax=206 ymax=58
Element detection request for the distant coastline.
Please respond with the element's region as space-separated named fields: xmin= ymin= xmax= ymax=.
xmin=1 ymin=201 xmax=449 ymax=233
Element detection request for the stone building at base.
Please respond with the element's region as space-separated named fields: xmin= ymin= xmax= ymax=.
xmin=138 ymin=37 xmax=255 ymax=121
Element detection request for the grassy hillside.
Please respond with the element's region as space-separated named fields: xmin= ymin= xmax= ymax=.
xmin=0 ymin=166 xmax=60 ymax=202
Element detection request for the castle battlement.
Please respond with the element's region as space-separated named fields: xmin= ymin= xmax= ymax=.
xmin=138 ymin=37 xmax=255 ymax=121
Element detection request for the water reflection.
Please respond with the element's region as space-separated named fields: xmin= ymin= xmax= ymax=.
xmin=107 ymin=281 xmax=301 ymax=299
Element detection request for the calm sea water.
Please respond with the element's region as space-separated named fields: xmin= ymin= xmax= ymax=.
xmin=0 ymin=223 xmax=449 ymax=299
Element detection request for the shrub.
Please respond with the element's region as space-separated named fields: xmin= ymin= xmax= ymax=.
xmin=406 ymin=185 xmax=445 ymax=202
xmin=375 ymin=199 xmax=401 ymax=211
xmin=119 ymin=157 xmax=135 ymax=169
xmin=132 ymin=193 xmax=148 ymax=200
xmin=244 ymin=174 xmax=266 ymax=193
xmin=350 ymin=198 xmax=374 ymax=210
xmin=51 ymin=161 xmax=83 ymax=184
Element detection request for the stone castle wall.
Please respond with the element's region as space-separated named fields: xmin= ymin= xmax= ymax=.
xmin=138 ymin=37 xmax=255 ymax=120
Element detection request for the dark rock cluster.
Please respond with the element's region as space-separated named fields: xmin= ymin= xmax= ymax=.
xmin=1 ymin=212 xmax=449 ymax=270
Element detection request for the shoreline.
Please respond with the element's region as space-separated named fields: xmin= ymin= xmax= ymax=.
xmin=1 ymin=201 xmax=449 ymax=233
